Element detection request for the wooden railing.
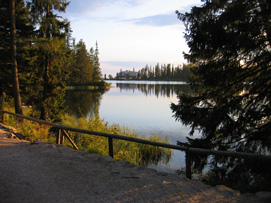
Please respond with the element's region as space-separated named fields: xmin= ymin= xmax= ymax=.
xmin=1 ymin=110 xmax=271 ymax=179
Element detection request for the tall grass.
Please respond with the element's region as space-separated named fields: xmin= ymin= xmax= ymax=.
xmin=3 ymin=107 xmax=51 ymax=143
xmin=59 ymin=113 xmax=172 ymax=166
xmin=3 ymin=108 xmax=172 ymax=166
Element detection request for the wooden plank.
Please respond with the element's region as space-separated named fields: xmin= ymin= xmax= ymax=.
xmin=60 ymin=133 xmax=65 ymax=145
xmin=185 ymin=151 xmax=192 ymax=179
xmin=3 ymin=110 xmax=188 ymax=150
xmin=2 ymin=110 xmax=271 ymax=161
xmin=0 ymin=92 xmax=6 ymax=122
xmin=108 ymin=137 xmax=113 ymax=158
xmin=57 ymin=129 xmax=61 ymax=145
xmin=62 ymin=130 xmax=79 ymax=150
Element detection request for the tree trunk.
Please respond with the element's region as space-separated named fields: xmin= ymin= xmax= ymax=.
xmin=40 ymin=61 xmax=49 ymax=120
xmin=40 ymin=3 xmax=51 ymax=120
xmin=10 ymin=0 xmax=23 ymax=115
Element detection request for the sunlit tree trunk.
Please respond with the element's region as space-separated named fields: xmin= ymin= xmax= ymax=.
xmin=10 ymin=0 xmax=23 ymax=115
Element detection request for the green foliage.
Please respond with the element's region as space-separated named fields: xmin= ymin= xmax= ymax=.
xmin=60 ymin=114 xmax=172 ymax=166
xmin=67 ymin=40 xmax=93 ymax=84
xmin=0 ymin=0 xmax=34 ymax=95
xmin=1 ymin=0 xmax=103 ymax=122
xmin=172 ymin=0 xmax=271 ymax=192
xmin=3 ymin=109 xmax=171 ymax=166
xmin=28 ymin=38 xmax=68 ymax=121
xmin=24 ymin=0 xmax=71 ymax=121
xmin=3 ymin=106 xmax=51 ymax=142
xmin=67 ymin=40 xmax=103 ymax=85
xmin=27 ymin=0 xmax=70 ymax=38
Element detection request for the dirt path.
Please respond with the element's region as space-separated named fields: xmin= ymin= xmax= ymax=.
xmin=0 ymin=123 xmax=270 ymax=203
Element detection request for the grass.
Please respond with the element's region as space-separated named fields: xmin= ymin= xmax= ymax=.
xmin=2 ymin=106 xmax=172 ymax=166
xmin=59 ymin=113 xmax=172 ymax=166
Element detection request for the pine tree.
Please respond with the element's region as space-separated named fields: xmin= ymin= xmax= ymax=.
xmin=28 ymin=0 xmax=70 ymax=120
xmin=0 ymin=0 xmax=34 ymax=107
xmin=74 ymin=39 xmax=93 ymax=84
xmin=10 ymin=0 xmax=23 ymax=114
xmin=92 ymin=41 xmax=102 ymax=82
xmin=155 ymin=63 xmax=161 ymax=79
xmin=171 ymin=0 xmax=271 ymax=192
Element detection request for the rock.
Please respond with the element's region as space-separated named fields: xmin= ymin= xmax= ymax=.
xmin=157 ymin=172 xmax=168 ymax=176
xmin=7 ymin=133 xmax=18 ymax=139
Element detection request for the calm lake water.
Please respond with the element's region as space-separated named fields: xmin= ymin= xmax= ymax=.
xmin=65 ymin=80 xmax=200 ymax=173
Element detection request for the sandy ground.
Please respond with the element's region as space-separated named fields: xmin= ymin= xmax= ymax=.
xmin=0 ymin=123 xmax=271 ymax=203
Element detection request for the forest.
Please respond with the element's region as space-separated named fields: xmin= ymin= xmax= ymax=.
xmin=114 ymin=63 xmax=191 ymax=81
xmin=0 ymin=0 xmax=103 ymax=121
xmin=137 ymin=63 xmax=191 ymax=81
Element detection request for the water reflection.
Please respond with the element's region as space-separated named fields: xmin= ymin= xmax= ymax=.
xmin=65 ymin=81 xmax=193 ymax=119
xmin=65 ymin=90 xmax=105 ymax=118
xmin=116 ymin=82 xmax=193 ymax=98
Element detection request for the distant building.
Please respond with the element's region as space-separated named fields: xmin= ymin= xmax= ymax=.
xmin=116 ymin=69 xmax=138 ymax=79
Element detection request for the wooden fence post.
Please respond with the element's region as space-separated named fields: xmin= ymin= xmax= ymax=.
xmin=108 ymin=137 xmax=114 ymax=158
xmin=57 ymin=128 xmax=61 ymax=145
xmin=62 ymin=130 xmax=79 ymax=150
xmin=0 ymin=92 xmax=6 ymax=122
xmin=185 ymin=150 xmax=192 ymax=179
xmin=60 ymin=132 xmax=65 ymax=145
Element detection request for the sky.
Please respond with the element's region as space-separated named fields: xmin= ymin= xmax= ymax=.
xmin=62 ymin=0 xmax=202 ymax=76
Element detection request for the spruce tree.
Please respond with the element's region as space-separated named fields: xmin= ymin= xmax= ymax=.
xmin=27 ymin=0 xmax=70 ymax=120
xmin=10 ymin=0 xmax=23 ymax=114
xmin=92 ymin=41 xmax=102 ymax=82
xmin=171 ymin=0 xmax=271 ymax=192
xmin=0 ymin=0 xmax=34 ymax=108
xmin=74 ymin=39 xmax=93 ymax=84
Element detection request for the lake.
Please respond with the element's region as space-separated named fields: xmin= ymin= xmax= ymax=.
xmin=65 ymin=80 xmax=200 ymax=173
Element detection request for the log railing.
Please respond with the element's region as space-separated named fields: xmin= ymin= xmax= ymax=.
xmin=1 ymin=110 xmax=271 ymax=179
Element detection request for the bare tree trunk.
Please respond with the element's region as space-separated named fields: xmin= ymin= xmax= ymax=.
xmin=0 ymin=92 xmax=6 ymax=122
xmin=10 ymin=0 xmax=23 ymax=115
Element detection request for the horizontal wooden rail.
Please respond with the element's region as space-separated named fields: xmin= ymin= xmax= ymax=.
xmin=2 ymin=110 xmax=271 ymax=179
xmin=2 ymin=110 xmax=189 ymax=151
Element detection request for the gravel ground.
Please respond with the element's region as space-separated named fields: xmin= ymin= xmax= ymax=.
xmin=1 ymin=123 xmax=271 ymax=203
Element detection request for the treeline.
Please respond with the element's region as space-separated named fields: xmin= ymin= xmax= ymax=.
xmin=0 ymin=0 xmax=102 ymax=121
xmin=137 ymin=63 xmax=191 ymax=81
xmin=67 ymin=40 xmax=102 ymax=85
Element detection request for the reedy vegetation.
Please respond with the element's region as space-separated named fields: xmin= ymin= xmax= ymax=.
xmin=3 ymin=105 xmax=171 ymax=166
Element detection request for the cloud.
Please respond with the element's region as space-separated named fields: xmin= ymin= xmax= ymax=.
xmin=65 ymin=0 xmax=98 ymax=15
xmin=66 ymin=0 xmax=142 ymax=19
xmin=102 ymin=61 xmax=152 ymax=68
xmin=126 ymin=13 xmax=179 ymax=27
xmin=65 ymin=0 xmax=202 ymax=26
xmin=100 ymin=62 xmax=122 ymax=76
xmin=64 ymin=0 xmax=201 ymax=75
